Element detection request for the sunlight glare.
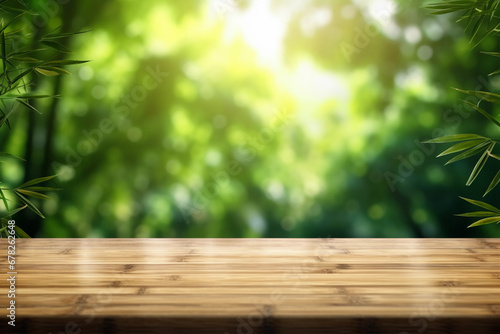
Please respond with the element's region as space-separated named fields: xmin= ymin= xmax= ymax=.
xmin=225 ymin=1 xmax=287 ymax=67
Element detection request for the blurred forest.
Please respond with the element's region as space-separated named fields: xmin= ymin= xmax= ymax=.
xmin=2 ymin=0 xmax=500 ymax=238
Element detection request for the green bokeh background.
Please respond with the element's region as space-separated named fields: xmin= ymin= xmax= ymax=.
xmin=2 ymin=0 xmax=500 ymax=238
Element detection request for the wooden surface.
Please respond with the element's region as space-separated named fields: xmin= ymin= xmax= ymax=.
xmin=1 ymin=238 xmax=500 ymax=333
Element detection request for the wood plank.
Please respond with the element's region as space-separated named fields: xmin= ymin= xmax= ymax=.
xmin=0 ymin=238 xmax=499 ymax=333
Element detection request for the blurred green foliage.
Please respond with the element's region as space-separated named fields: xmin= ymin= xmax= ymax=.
xmin=1 ymin=0 xmax=500 ymax=238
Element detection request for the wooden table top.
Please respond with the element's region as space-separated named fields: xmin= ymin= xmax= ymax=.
xmin=1 ymin=238 xmax=499 ymax=333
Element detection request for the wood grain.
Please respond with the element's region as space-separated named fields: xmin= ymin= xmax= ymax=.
xmin=0 ymin=238 xmax=499 ymax=333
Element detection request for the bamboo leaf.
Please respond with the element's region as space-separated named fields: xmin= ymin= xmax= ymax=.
xmin=437 ymin=139 xmax=485 ymax=157
xmin=16 ymin=189 xmax=50 ymax=200
xmin=14 ymin=224 xmax=30 ymax=238
xmin=23 ymin=186 xmax=60 ymax=192
xmin=424 ymin=134 xmax=486 ymax=144
xmin=14 ymin=94 xmax=54 ymax=99
xmin=13 ymin=190 xmax=45 ymax=218
xmin=19 ymin=175 xmax=58 ymax=188
xmin=454 ymin=88 xmax=500 ymax=103
xmin=466 ymin=142 xmax=494 ymax=186
xmin=455 ymin=211 xmax=496 ymax=218
xmin=10 ymin=56 xmax=41 ymax=63
xmin=1 ymin=31 xmax=6 ymax=76
xmin=42 ymin=59 xmax=89 ymax=66
xmin=427 ymin=1 xmax=473 ymax=15
xmin=467 ymin=216 xmax=500 ymax=228
xmin=484 ymin=169 xmax=500 ymax=196
xmin=481 ymin=51 xmax=500 ymax=57
xmin=44 ymin=29 xmax=92 ymax=40
xmin=0 ymin=94 xmax=57 ymax=100
xmin=0 ymin=205 xmax=27 ymax=219
xmin=40 ymin=66 xmax=71 ymax=75
xmin=462 ymin=100 xmax=500 ymax=128
xmin=0 ymin=188 xmax=9 ymax=211
xmin=0 ymin=107 xmax=11 ymax=130
xmin=16 ymin=99 xmax=41 ymax=114
xmin=0 ymin=152 xmax=25 ymax=161
xmin=9 ymin=48 xmax=45 ymax=57
xmin=41 ymin=40 xmax=72 ymax=53
xmin=0 ymin=11 xmax=26 ymax=35
xmin=35 ymin=67 xmax=59 ymax=76
xmin=460 ymin=196 xmax=500 ymax=214
xmin=471 ymin=21 xmax=500 ymax=49
xmin=10 ymin=68 xmax=32 ymax=85
xmin=0 ymin=107 xmax=14 ymax=129
xmin=445 ymin=140 xmax=491 ymax=165
xmin=488 ymin=68 xmax=500 ymax=76
xmin=469 ymin=11 xmax=486 ymax=43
